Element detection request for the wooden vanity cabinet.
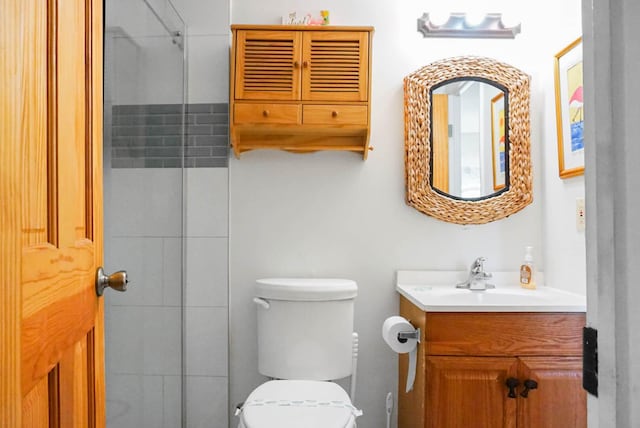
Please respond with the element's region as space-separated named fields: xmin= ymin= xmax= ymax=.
xmin=230 ymin=25 xmax=373 ymax=158
xmin=399 ymin=296 xmax=586 ymax=428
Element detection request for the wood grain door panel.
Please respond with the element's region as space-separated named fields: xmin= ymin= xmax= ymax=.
xmin=517 ymin=357 xmax=586 ymax=428
xmin=426 ymin=356 xmax=518 ymax=428
xmin=2 ymin=0 xmax=105 ymax=426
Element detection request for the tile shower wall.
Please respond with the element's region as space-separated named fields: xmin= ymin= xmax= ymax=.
xmin=106 ymin=0 xmax=230 ymax=425
xmin=105 ymin=169 xmax=184 ymax=428
xmin=111 ymin=103 xmax=229 ymax=168
xmin=105 ymin=167 xmax=229 ymax=428
xmin=184 ymin=167 xmax=230 ymax=428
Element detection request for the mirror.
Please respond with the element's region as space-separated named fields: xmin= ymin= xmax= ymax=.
xmin=404 ymin=56 xmax=531 ymax=225
xmin=431 ymin=79 xmax=508 ymax=199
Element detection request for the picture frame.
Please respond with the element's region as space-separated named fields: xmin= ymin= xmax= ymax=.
xmin=554 ymin=37 xmax=584 ymax=179
xmin=490 ymin=92 xmax=506 ymax=190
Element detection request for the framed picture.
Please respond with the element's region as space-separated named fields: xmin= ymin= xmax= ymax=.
xmin=554 ymin=37 xmax=584 ymax=178
xmin=491 ymin=92 xmax=506 ymax=190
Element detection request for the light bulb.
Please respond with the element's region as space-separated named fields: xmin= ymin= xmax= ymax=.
xmin=429 ymin=11 xmax=450 ymax=26
xmin=501 ymin=14 xmax=521 ymax=29
xmin=465 ymin=12 xmax=486 ymax=27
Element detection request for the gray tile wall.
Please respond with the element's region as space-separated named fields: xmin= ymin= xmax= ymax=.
xmin=111 ymin=103 xmax=229 ymax=168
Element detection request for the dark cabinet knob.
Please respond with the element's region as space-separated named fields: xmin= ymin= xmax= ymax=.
xmin=520 ymin=379 xmax=538 ymax=398
xmin=505 ymin=377 xmax=520 ymax=398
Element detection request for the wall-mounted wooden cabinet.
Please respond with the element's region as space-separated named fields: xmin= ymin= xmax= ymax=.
xmin=399 ymin=296 xmax=587 ymax=428
xmin=230 ymin=25 xmax=374 ymax=159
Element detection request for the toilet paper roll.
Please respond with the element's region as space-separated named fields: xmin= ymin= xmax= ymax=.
xmin=382 ymin=316 xmax=419 ymax=393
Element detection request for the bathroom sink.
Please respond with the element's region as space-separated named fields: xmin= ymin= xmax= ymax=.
xmin=396 ymin=270 xmax=586 ymax=312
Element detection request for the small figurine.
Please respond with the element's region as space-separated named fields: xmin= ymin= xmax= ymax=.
xmin=306 ymin=13 xmax=324 ymax=26
xmin=321 ymin=10 xmax=330 ymax=25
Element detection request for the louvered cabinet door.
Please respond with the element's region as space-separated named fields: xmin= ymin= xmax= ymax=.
xmin=234 ymin=30 xmax=302 ymax=100
xmin=301 ymin=31 xmax=370 ymax=102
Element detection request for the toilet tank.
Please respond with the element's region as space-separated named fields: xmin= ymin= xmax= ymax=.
xmin=254 ymin=278 xmax=357 ymax=381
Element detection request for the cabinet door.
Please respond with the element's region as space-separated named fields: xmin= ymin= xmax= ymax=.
xmin=301 ymin=31 xmax=369 ymax=102
xmin=426 ymin=356 xmax=518 ymax=428
xmin=234 ymin=30 xmax=302 ymax=100
xmin=517 ymin=357 xmax=586 ymax=428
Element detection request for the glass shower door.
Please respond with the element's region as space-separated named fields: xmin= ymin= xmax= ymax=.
xmin=103 ymin=0 xmax=186 ymax=426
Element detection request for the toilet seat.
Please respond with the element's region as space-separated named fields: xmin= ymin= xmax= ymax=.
xmin=238 ymin=380 xmax=361 ymax=428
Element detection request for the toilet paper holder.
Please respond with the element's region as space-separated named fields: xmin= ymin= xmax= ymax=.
xmin=397 ymin=328 xmax=421 ymax=343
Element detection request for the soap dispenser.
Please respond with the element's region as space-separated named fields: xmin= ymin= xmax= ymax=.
xmin=519 ymin=246 xmax=536 ymax=289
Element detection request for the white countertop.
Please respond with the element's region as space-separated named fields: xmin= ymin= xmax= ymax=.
xmin=396 ymin=270 xmax=586 ymax=312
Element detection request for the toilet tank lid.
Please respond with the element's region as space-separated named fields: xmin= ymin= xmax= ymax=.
xmin=255 ymin=278 xmax=357 ymax=301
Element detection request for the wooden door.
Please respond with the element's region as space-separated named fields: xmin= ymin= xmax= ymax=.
xmin=234 ymin=30 xmax=302 ymax=101
xmin=517 ymin=357 xmax=586 ymax=428
xmin=301 ymin=31 xmax=370 ymax=102
xmin=425 ymin=356 xmax=518 ymax=428
xmin=1 ymin=0 xmax=105 ymax=426
xmin=432 ymin=94 xmax=450 ymax=193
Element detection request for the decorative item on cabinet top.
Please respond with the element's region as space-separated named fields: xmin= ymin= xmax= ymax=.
xmin=229 ymin=25 xmax=374 ymax=159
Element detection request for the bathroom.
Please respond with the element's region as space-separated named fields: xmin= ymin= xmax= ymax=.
xmin=4 ymin=0 xmax=639 ymax=426
xmin=102 ymin=0 xmax=586 ymax=426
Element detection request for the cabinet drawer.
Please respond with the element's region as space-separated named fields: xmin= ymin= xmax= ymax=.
xmin=234 ymin=103 xmax=301 ymax=124
xmin=424 ymin=312 xmax=585 ymax=357
xmin=303 ymin=105 xmax=368 ymax=125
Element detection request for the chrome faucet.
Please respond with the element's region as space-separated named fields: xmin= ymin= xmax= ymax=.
xmin=456 ymin=257 xmax=494 ymax=290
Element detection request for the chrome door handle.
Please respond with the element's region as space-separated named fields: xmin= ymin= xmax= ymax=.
xmin=95 ymin=267 xmax=128 ymax=296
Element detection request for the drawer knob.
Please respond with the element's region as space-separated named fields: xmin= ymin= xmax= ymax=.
xmin=505 ymin=377 xmax=519 ymax=398
xmin=331 ymin=111 xmax=338 ymax=118
xmin=520 ymin=379 xmax=538 ymax=398
xmin=262 ymin=110 xmax=270 ymax=117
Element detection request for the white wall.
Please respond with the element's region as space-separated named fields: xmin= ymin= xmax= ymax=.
xmin=229 ymin=0 xmax=584 ymax=426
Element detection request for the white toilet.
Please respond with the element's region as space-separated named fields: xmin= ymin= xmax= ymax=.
xmin=236 ymin=278 xmax=362 ymax=428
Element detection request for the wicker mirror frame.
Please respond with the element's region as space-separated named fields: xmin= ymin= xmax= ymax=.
xmin=404 ymin=56 xmax=532 ymax=224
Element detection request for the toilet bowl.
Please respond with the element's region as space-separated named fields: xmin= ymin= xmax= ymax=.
xmin=236 ymin=278 xmax=361 ymax=428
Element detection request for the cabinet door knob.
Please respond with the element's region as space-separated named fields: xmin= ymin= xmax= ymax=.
xmin=293 ymin=61 xmax=300 ymax=69
xmin=520 ymin=379 xmax=538 ymax=398
xmin=262 ymin=110 xmax=269 ymax=117
xmin=303 ymin=61 xmax=309 ymax=68
xmin=331 ymin=110 xmax=338 ymax=118
xmin=505 ymin=377 xmax=520 ymax=398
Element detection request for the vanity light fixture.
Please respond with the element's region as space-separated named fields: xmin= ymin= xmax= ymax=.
xmin=417 ymin=13 xmax=521 ymax=39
